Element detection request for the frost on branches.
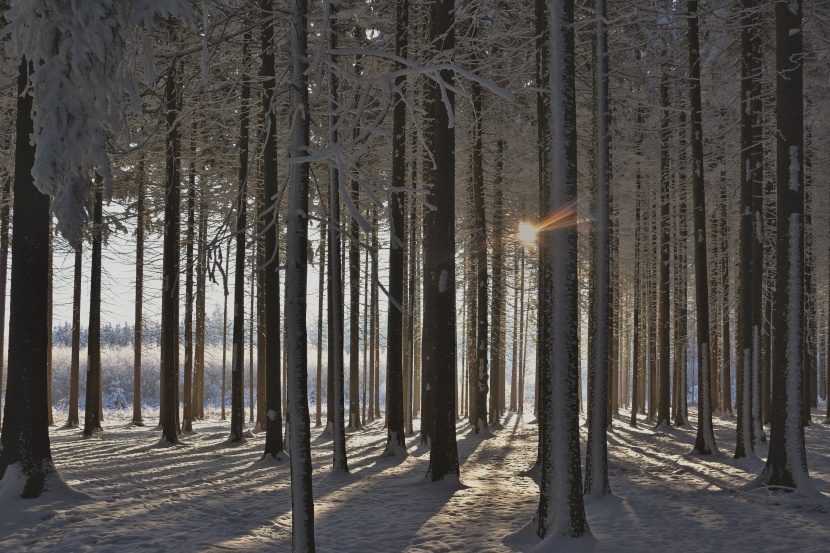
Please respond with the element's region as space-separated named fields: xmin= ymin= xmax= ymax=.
xmin=1 ymin=0 xmax=194 ymax=242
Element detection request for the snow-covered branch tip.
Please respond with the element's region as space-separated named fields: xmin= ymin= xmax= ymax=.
xmin=2 ymin=0 xmax=196 ymax=243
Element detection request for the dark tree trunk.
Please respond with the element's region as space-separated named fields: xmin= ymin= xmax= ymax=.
xmin=0 ymin=59 xmax=59 ymax=497
xmin=286 ymin=0 xmax=316 ymax=546
xmin=0 ymin=172 xmax=9 ymax=433
xmin=132 ymin=156 xmax=145 ymax=427
xmin=425 ymin=0 xmax=460 ymax=482
xmin=470 ymin=79 xmax=489 ymax=435
xmin=383 ymin=0 xmax=408 ymax=458
xmin=719 ymin=181 xmax=732 ymax=416
xmin=182 ymin=137 xmax=196 ymax=434
xmin=230 ymin=35 xmax=251 ymax=444
xmin=585 ymin=0 xmax=611 ymax=497
xmin=736 ymin=0 xmax=756 ymax=455
xmin=688 ymin=0 xmax=717 ymax=455
xmin=158 ymin=57 xmax=182 ymax=445
xmin=221 ymin=238 xmax=230 ymax=420
xmin=673 ymin=111 xmax=688 ymax=427
xmin=83 ymin=183 xmax=104 ymax=437
xmin=756 ymin=0 xmax=811 ymax=491
xmin=656 ymin=68 xmax=671 ymax=428
xmin=65 ymin=244 xmax=82 ymax=429
xmin=316 ymin=225 xmax=325 ymax=428
xmin=490 ymin=139 xmax=505 ymax=423
xmin=536 ymin=0 xmax=589 ymax=539
xmin=326 ymin=5 xmax=347 ymax=471
xmin=631 ymin=109 xmax=643 ymax=429
xmin=261 ymin=0 xmax=285 ymax=460
xmin=195 ymin=191 xmax=207 ymax=420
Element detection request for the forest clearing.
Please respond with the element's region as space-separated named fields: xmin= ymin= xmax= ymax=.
xmin=1 ymin=407 xmax=829 ymax=552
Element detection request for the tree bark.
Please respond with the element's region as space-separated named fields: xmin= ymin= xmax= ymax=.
xmin=229 ymin=33 xmax=251 ymax=444
xmin=83 ymin=182 xmax=104 ymax=437
xmin=261 ymin=0 xmax=285 ymax=460
xmin=688 ymin=0 xmax=717 ymax=455
xmin=0 ymin=58 xmax=59 ymax=497
xmin=755 ymin=0 xmax=811 ymax=492
xmin=424 ymin=0 xmax=460 ymax=482
xmin=132 ymin=156 xmax=145 ymax=427
xmin=383 ymin=0 xmax=408 ymax=458
xmin=286 ymin=0 xmax=316 ymax=546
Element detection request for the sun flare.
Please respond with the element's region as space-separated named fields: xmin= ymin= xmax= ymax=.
xmin=518 ymin=222 xmax=537 ymax=244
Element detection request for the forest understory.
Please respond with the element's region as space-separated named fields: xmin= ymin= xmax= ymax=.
xmin=1 ymin=406 xmax=828 ymax=552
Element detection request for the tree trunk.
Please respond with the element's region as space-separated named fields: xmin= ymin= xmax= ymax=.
xmin=470 ymin=79 xmax=489 ymax=435
xmin=490 ymin=140 xmax=505 ymax=423
xmin=0 ymin=59 xmax=59 ymax=497
xmin=656 ymin=68 xmax=671 ymax=428
xmin=221 ymin=238 xmax=230 ymax=420
xmin=326 ymin=4 xmax=347 ymax=471
xmin=195 ymin=190 xmax=207 ymax=420
xmin=229 ymin=34 xmax=251 ymax=444
xmin=65 ymin=243 xmax=82 ymax=429
xmin=261 ymin=0 xmax=285 ymax=460
xmin=424 ymin=0 xmax=460 ymax=482
xmin=688 ymin=0 xmax=717 ymax=455
xmin=316 ymin=226 xmax=326 ymax=428
xmin=132 ymin=156 xmax=145 ymax=427
xmin=720 ymin=181 xmax=732 ymax=416
xmin=735 ymin=0 xmax=755 ymax=455
xmin=536 ymin=0 xmax=589 ymax=539
xmin=83 ymin=182 xmax=104 ymax=437
xmin=0 ymin=171 xmax=9 ymax=433
xmin=182 ymin=136 xmax=196 ymax=434
xmin=755 ymin=0 xmax=811 ymax=492
xmin=585 ymin=0 xmax=611 ymax=497
xmin=631 ymin=108 xmax=643 ymax=428
xmin=286 ymin=0 xmax=317 ymax=546
xmin=383 ymin=0 xmax=408 ymax=457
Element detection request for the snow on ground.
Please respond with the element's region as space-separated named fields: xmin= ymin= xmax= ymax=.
xmin=1 ymin=406 xmax=830 ymax=552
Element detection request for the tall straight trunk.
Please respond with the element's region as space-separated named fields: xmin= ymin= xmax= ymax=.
xmin=688 ymin=0 xmax=717 ymax=455
xmin=257 ymin=183 xmax=267 ymax=431
xmin=368 ymin=208 xmax=378 ymax=422
xmin=647 ymin=196 xmax=657 ymax=421
xmin=656 ymin=68 xmax=671 ymax=427
xmin=673 ymin=113 xmax=689 ymax=427
xmin=230 ymin=33 xmax=251 ymax=444
xmin=0 ymin=59 xmax=59 ymax=496
xmin=585 ymin=0 xmax=611 ymax=498
xmin=631 ymin=109 xmax=643 ymax=428
xmin=286 ymin=0 xmax=316 ymax=546
xmin=316 ymin=226 xmax=326 ymax=428
xmin=195 ymin=191 xmax=207 ymax=420
xmin=221 ymin=238 xmax=230 ymax=420
xmin=326 ymin=5 xmax=347 ymax=471
xmin=708 ymin=208 xmax=721 ymax=413
xmin=509 ymin=245 xmax=519 ymax=412
xmin=425 ymin=0 xmax=460 ymax=482
xmin=83 ymin=183 xmax=103 ymax=437
xmin=262 ymin=0 xmax=285 ymax=459
xmin=348 ymin=179 xmax=362 ymax=431
xmin=383 ymin=0 xmax=408 ymax=458
xmin=755 ymin=0 xmax=811 ymax=492
xmin=0 ymin=172 xmax=9 ymax=432
xmin=249 ymin=230 xmax=256 ymax=423
xmin=132 ymin=156 xmax=145 ymax=427
xmin=736 ymin=0 xmax=756 ymax=456
xmin=536 ymin=0 xmax=589 ymax=539
xmin=46 ymin=227 xmax=53 ymax=426
xmin=362 ymin=247 xmax=369 ymax=424
xmin=751 ymin=6 xmax=767 ymax=440
xmin=157 ymin=54 xmax=182 ymax=445
xmin=65 ymin=244 xmax=82 ymax=429
xmin=182 ymin=139 xmax=196 ymax=434
xmin=720 ymin=181 xmax=732 ymax=416
xmin=490 ymin=140 xmax=505 ymax=422
xmin=470 ymin=79 xmax=489 ymax=434
xmin=802 ymin=120 xmax=814 ymax=426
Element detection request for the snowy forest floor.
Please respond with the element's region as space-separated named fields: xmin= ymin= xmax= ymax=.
xmin=2 ymin=406 xmax=830 ymax=552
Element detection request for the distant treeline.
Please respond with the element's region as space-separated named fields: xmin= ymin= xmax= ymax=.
xmin=52 ymin=305 xmax=232 ymax=348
